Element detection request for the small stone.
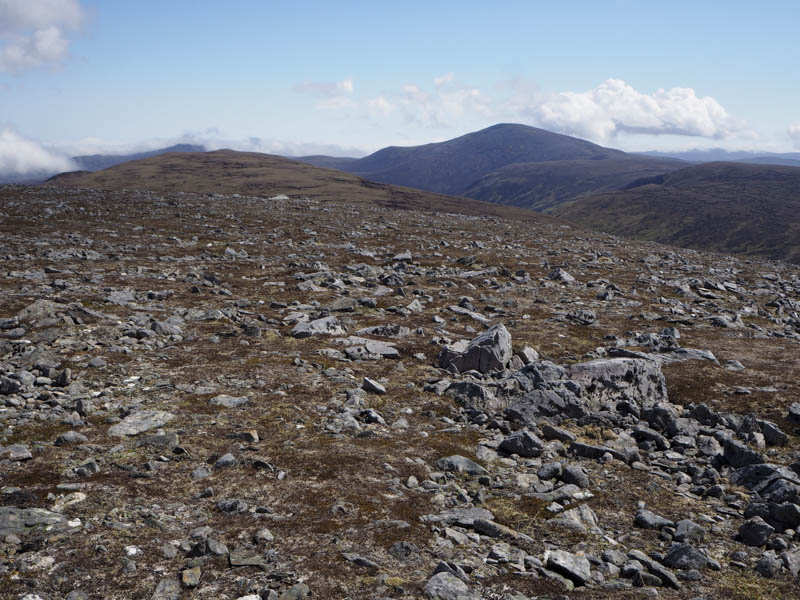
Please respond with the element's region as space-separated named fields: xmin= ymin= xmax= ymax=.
xmin=181 ymin=566 xmax=201 ymax=587
xmin=214 ymin=453 xmax=238 ymax=469
xmin=278 ymin=584 xmax=310 ymax=600
xmin=634 ymin=508 xmax=675 ymax=530
xmin=209 ymin=394 xmax=249 ymax=408
xmin=253 ymin=528 xmax=274 ymax=544
xmin=151 ymin=578 xmax=181 ymax=600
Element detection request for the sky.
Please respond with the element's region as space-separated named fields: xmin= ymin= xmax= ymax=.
xmin=1 ymin=0 xmax=799 ymax=176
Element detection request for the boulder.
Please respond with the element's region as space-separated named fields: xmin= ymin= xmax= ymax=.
xmin=498 ymin=429 xmax=544 ymax=458
xmin=545 ymin=549 xmax=591 ymax=586
xmin=438 ymin=324 xmax=512 ymax=374
xmin=291 ymin=316 xmax=346 ymax=338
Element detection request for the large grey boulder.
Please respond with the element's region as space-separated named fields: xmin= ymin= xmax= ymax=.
xmin=438 ymin=324 xmax=512 ymax=374
xmin=16 ymin=299 xmax=60 ymax=323
xmin=566 ymin=358 xmax=667 ymax=408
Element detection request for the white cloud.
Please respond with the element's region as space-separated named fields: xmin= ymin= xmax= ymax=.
xmin=0 ymin=128 xmax=76 ymax=176
xmin=516 ymin=78 xmax=747 ymax=143
xmin=292 ymin=77 xmax=354 ymax=97
xmin=0 ymin=0 xmax=85 ymax=72
xmin=434 ymin=72 xmax=455 ymax=87
xmin=397 ymin=77 xmax=493 ymax=128
xmin=789 ymin=123 xmax=800 ymax=149
xmin=367 ymin=95 xmax=394 ymax=116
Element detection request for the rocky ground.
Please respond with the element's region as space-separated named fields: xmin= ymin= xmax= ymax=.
xmin=1 ymin=184 xmax=800 ymax=600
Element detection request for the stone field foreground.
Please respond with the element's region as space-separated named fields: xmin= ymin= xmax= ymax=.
xmin=1 ymin=184 xmax=800 ymax=599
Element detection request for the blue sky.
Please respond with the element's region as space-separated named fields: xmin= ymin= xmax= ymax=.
xmin=1 ymin=0 xmax=799 ymax=174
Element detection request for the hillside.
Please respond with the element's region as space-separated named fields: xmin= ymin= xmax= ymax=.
xmin=47 ymin=149 xmax=557 ymax=223
xmin=462 ymin=156 xmax=685 ymax=211
xmin=2 ymin=182 xmax=800 ymax=599
xmin=553 ymin=162 xmax=800 ymax=264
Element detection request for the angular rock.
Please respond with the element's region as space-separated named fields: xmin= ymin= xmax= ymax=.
xmin=498 ymin=429 xmax=544 ymax=458
xmin=545 ymin=549 xmax=591 ymax=586
xmin=738 ymin=516 xmax=775 ymax=547
xmin=291 ymin=316 xmax=346 ymax=338
xmin=724 ymin=438 xmax=764 ymax=468
xmin=438 ymin=324 xmax=512 ymax=374
xmin=674 ymin=519 xmax=706 ymax=543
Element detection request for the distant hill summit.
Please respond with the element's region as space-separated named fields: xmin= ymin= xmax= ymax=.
xmin=552 ymin=161 xmax=800 ymax=264
xmin=294 ymin=123 xmax=684 ymax=209
xmin=72 ymin=143 xmax=205 ymax=171
xmin=45 ymin=149 xmax=558 ymax=224
xmin=346 ymin=123 xmax=625 ymax=195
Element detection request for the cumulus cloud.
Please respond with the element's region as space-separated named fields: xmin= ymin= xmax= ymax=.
xmin=0 ymin=0 xmax=85 ymax=72
xmin=396 ymin=74 xmax=493 ymax=128
xmin=516 ymin=78 xmax=746 ymax=143
xmin=789 ymin=123 xmax=800 ymax=149
xmin=0 ymin=128 xmax=76 ymax=176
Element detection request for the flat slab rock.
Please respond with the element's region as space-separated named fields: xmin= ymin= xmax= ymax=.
xmin=108 ymin=410 xmax=175 ymax=437
xmin=0 ymin=506 xmax=79 ymax=539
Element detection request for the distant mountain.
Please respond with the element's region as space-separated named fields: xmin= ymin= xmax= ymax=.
xmin=71 ymin=143 xmax=205 ymax=171
xmin=638 ymin=148 xmax=800 ymax=166
xmin=552 ymin=162 xmax=800 ymax=264
xmin=293 ymin=123 xmax=685 ymax=209
xmin=45 ymin=149 xmax=558 ymax=224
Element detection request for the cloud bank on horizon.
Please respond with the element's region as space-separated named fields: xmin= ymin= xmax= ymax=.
xmin=0 ymin=128 xmax=75 ymax=176
xmin=789 ymin=123 xmax=800 ymax=150
xmin=0 ymin=0 xmax=84 ymax=72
